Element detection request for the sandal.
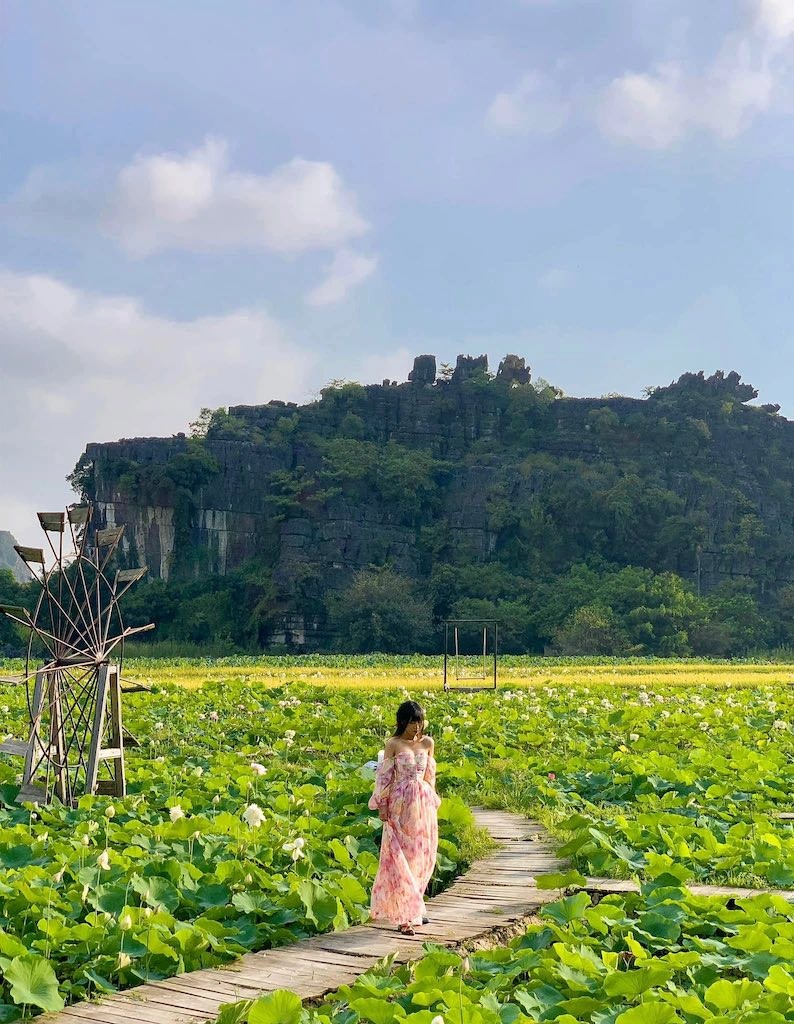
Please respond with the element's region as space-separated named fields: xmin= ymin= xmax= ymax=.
xmin=398 ymin=924 xmax=416 ymax=935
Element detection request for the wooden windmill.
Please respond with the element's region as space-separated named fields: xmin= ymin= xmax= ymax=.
xmin=0 ymin=504 xmax=153 ymax=805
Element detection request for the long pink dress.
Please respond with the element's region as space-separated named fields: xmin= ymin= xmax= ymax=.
xmin=368 ymin=746 xmax=441 ymax=926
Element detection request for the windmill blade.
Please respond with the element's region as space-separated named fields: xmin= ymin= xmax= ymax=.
xmin=100 ymin=566 xmax=148 ymax=647
xmin=96 ymin=526 xmax=124 ymax=548
xmin=67 ymin=506 xmax=90 ymax=526
xmin=0 ymin=604 xmax=35 ymax=628
xmin=14 ymin=546 xmax=46 ymax=568
xmin=112 ymin=566 xmax=148 ymax=602
xmin=37 ymin=512 xmax=66 ymax=533
xmin=116 ymin=567 xmax=148 ymax=585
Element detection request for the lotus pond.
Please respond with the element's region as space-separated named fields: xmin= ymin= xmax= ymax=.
xmin=0 ymin=660 xmax=792 ymax=1020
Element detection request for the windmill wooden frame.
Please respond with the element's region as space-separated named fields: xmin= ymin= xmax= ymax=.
xmin=0 ymin=503 xmax=153 ymax=805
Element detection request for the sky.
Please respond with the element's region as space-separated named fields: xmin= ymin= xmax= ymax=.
xmin=2 ymin=0 xmax=794 ymax=547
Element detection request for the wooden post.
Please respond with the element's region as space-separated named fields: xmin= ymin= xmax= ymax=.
xmin=23 ymin=668 xmax=46 ymax=784
xmin=84 ymin=664 xmax=110 ymax=797
xmin=49 ymin=670 xmax=69 ymax=804
xmin=107 ymin=665 xmax=126 ymax=797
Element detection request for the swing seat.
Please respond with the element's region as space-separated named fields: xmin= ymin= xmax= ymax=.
xmin=443 ymin=619 xmax=498 ymax=692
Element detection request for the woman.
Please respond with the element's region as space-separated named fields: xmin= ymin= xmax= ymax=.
xmin=368 ymin=700 xmax=441 ymax=935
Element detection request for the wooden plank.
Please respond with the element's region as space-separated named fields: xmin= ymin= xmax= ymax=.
xmin=105 ymin=997 xmax=209 ymax=1022
xmin=115 ymin=988 xmax=224 ymax=1015
xmin=0 ymin=738 xmax=28 ymax=756
xmin=149 ymin=976 xmax=266 ymax=1001
xmin=585 ymin=878 xmax=794 ymax=902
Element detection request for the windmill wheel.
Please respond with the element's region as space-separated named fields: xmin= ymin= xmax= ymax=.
xmin=0 ymin=503 xmax=153 ymax=804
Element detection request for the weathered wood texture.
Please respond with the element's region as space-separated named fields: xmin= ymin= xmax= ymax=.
xmin=585 ymin=877 xmax=794 ymax=902
xmin=43 ymin=809 xmax=564 ymax=1024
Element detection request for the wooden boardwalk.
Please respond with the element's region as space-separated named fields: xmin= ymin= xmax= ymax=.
xmin=50 ymin=809 xmax=565 ymax=1024
xmin=43 ymin=809 xmax=794 ymax=1024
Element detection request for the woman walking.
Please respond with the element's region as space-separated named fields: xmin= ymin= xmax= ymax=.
xmin=368 ymin=700 xmax=441 ymax=935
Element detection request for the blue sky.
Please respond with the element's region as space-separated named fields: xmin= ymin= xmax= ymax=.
xmin=2 ymin=0 xmax=794 ymax=544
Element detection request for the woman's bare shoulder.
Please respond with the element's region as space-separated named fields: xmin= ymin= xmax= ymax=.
xmin=384 ymin=736 xmax=400 ymax=755
xmin=421 ymin=735 xmax=435 ymax=752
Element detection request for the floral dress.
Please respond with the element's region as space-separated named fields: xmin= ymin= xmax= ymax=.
xmin=368 ymin=745 xmax=441 ymax=926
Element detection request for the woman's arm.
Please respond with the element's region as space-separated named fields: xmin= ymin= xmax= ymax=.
xmin=423 ymin=736 xmax=436 ymax=788
xmin=369 ymin=737 xmax=397 ymax=820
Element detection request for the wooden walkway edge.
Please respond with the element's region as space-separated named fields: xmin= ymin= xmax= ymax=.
xmin=49 ymin=809 xmax=565 ymax=1024
xmin=585 ymin=876 xmax=794 ymax=902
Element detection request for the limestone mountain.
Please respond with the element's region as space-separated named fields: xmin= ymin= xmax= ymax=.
xmin=68 ymin=355 xmax=794 ymax=653
xmin=0 ymin=531 xmax=27 ymax=584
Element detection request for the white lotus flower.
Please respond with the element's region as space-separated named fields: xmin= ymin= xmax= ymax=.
xmin=96 ymin=849 xmax=111 ymax=870
xmin=117 ymin=952 xmax=132 ymax=970
xmin=283 ymin=836 xmax=306 ymax=860
xmin=119 ymin=914 xmax=133 ymax=931
xmin=250 ymin=762 xmax=267 ymax=776
xmin=629 ymin=733 xmax=640 ymax=743
xmin=212 ymin=794 xmax=221 ymax=805
xmin=169 ymin=805 xmax=185 ymax=822
xmin=154 ymin=721 xmax=164 ymax=731
xmin=773 ymin=719 xmax=788 ymax=730
xmin=105 ymin=805 xmax=116 ymax=818
xmin=431 ymin=1016 xmax=445 ymax=1024
xmin=243 ymin=803 xmax=266 ymax=828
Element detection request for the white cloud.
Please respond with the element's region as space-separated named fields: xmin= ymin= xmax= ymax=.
xmin=306 ymin=248 xmax=377 ymax=306
xmin=0 ymin=269 xmax=313 ymax=542
xmin=755 ymin=0 xmax=794 ymax=43
xmin=597 ymin=1 xmax=791 ymax=149
xmin=485 ymin=71 xmax=570 ymax=136
xmin=10 ymin=138 xmax=371 ymax=260
xmin=101 ymin=138 xmax=369 ymax=257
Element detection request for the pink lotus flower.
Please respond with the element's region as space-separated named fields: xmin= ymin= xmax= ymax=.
xmin=547 ymin=772 xmax=556 ymax=781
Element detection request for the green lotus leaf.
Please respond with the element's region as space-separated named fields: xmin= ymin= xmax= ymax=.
xmin=4 ymin=954 xmax=64 ymax=1012
xmin=615 ymin=1003 xmax=683 ymax=1024
xmin=248 ymin=989 xmax=303 ymax=1024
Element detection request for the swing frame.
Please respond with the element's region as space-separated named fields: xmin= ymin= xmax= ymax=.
xmin=442 ymin=619 xmax=498 ymax=692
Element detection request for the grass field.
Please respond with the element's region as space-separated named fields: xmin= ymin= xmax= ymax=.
xmin=4 ymin=653 xmax=793 ymax=691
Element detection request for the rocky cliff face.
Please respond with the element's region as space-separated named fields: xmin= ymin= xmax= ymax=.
xmin=0 ymin=531 xmax=27 ymax=583
xmin=75 ymin=357 xmax=794 ymax=647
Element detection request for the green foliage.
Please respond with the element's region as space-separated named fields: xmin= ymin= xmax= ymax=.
xmin=228 ymin=881 xmax=794 ymax=1024
xmin=328 ymin=567 xmax=434 ymax=653
xmin=0 ymin=570 xmax=35 ymax=656
xmin=0 ymin=679 xmax=479 ymax=1013
xmin=71 ymin=365 xmax=794 ymax=653
xmin=122 ymin=560 xmax=278 ymax=650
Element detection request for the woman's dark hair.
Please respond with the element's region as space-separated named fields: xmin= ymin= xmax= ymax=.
xmin=394 ymin=700 xmax=425 ymax=737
